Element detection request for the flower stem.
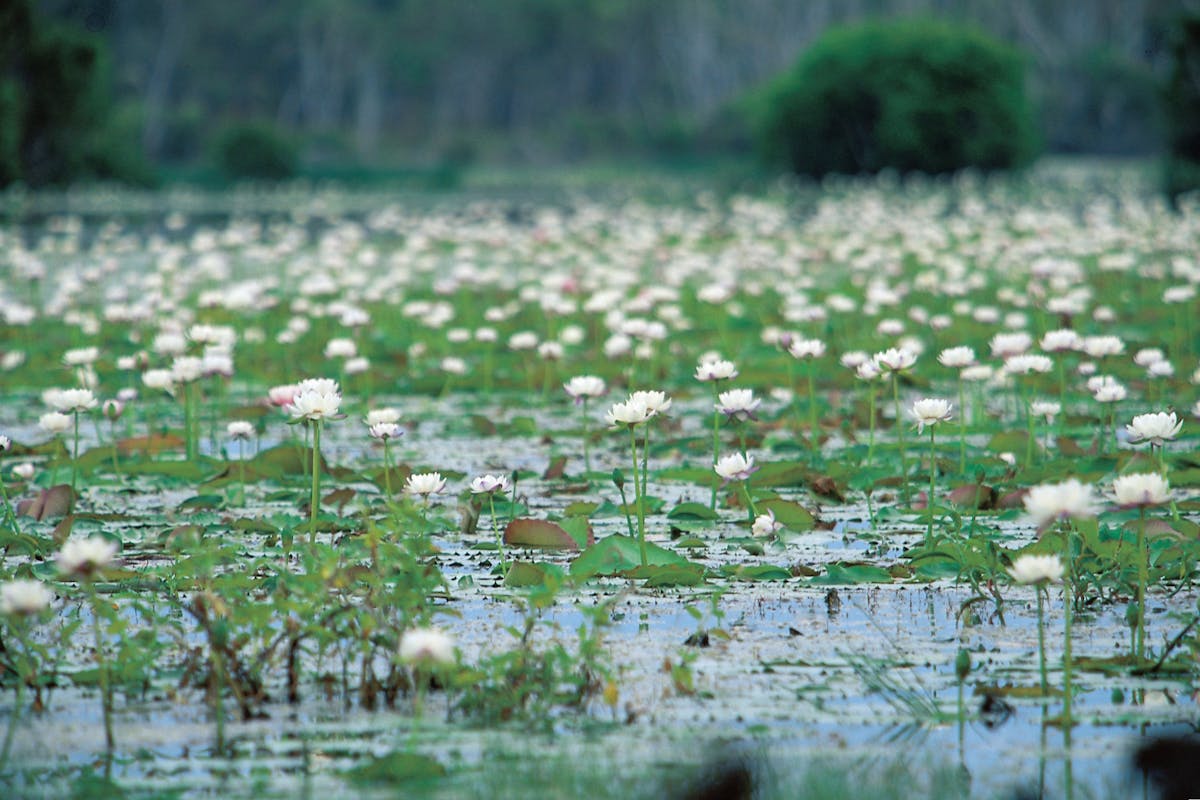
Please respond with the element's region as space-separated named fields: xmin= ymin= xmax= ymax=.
xmin=309 ymin=421 xmax=322 ymax=544
xmin=740 ymin=479 xmax=757 ymax=520
xmin=866 ymin=385 xmax=876 ymax=470
xmin=72 ymin=411 xmax=80 ymax=494
xmin=1062 ymin=527 xmax=1074 ymax=730
xmin=630 ymin=425 xmax=646 ymax=567
xmin=710 ymin=384 xmax=721 ymax=511
xmin=1136 ymin=504 xmax=1147 ymax=664
xmin=490 ymin=493 xmax=505 ymax=573
xmin=0 ymin=472 xmax=19 ymax=535
xmin=893 ymin=375 xmax=909 ymax=504
xmin=957 ymin=377 xmax=967 ymax=475
xmin=926 ymin=427 xmax=936 ymax=542
xmin=807 ymin=364 xmax=819 ymax=461
xmin=0 ymin=627 xmax=27 ymax=770
xmin=87 ymin=581 xmax=115 ymax=757
xmin=582 ymin=397 xmax=592 ymax=476
xmin=1036 ymin=586 xmax=1048 ymax=697
xmin=382 ymin=438 xmax=393 ymax=499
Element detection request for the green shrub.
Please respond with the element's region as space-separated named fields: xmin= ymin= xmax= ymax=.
xmin=752 ymin=18 xmax=1038 ymax=177
xmin=213 ymin=121 xmax=299 ymax=182
xmin=1165 ymin=13 xmax=1200 ymax=204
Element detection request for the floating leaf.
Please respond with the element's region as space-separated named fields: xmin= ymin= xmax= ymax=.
xmin=116 ymin=433 xmax=185 ymax=455
xmin=808 ymin=562 xmax=894 ymax=585
xmin=667 ymin=502 xmax=718 ymax=521
xmin=720 ymin=564 xmax=791 ymax=581
xmin=755 ymin=498 xmax=815 ymax=531
xmin=563 ymin=501 xmax=598 ymax=517
xmin=542 ymin=456 xmax=568 ymax=480
xmin=323 ymin=487 xmax=356 ymax=513
xmin=570 ymin=535 xmax=689 ymax=578
xmin=17 ymin=484 xmax=75 ymax=521
xmin=344 ymin=752 xmax=446 ymax=786
xmin=178 ymin=494 xmax=224 ymax=511
xmin=626 ymin=563 xmax=706 ymax=587
xmin=503 ymin=561 xmax=565 ymax=588
xmin=504 ymin=518 xmax=587 ymax=550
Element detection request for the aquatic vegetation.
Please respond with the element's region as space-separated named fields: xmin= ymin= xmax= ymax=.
xmin=0 ymin=163 xmax=1197 ymax=797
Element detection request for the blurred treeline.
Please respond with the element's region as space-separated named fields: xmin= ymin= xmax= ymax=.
xmin=2 ymin=0 xmax=1190 ymax=184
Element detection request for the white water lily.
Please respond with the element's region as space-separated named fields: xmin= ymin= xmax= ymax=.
xmin=1024 ymin=478 xmax=1097 ymax=526
xmin=716 ymin=388 xmax=760 ymax=421
xmin=469 ymin=473 xmax=510 ymax=495
xmin=751 ymin=510 xmax=783 ymax=538
xmin=56 ymin=537 xmax=118 ymax=577
xmin=1111 ymin=473 xmax=1170 ymax=507
xmin=1125 ymin=411 xmax=1182 ymax=446
xmin=226 ymin=421 xmax=254 ymax=440
xmin=405 ymin=472 xmax=446 ymax=496
xmin=0 ymin=580 xmax=54 ymax=615
xmin=910 ymin=398 xmax=952 ymax=433
xmin=398 ymin=628 xmax=455 ymax=666
xmin=1008 ymin=554 xmax=1064 ymax=585
xmin=714 ymin=452 xmax=756 ymax=482
xmin=564 ymin=375 xmax=607 ymax=400
xmin=695 ymin=359 xmax=738 ymax=382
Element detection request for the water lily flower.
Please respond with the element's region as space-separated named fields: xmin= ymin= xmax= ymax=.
xmin=405 ymin=472 xmax=447 ymax=496
xmin=1125 ymin=412 xmax=1183 ymax=446
xmin=39 ymin=412 xmax=72 ymax=435
xmin=751 ymin=510 xmax=783 ymax=538
xmin=1112 ymin=473 xmax=1170 ymax=508
xmin=873 ymin=347 xmax=917 ymax=373
xmin=1024 ymin=478 xmax=1097 ymax=526
xmin=226 ymin=421 xmax=255 ymax=440
xmin=606 ymin=397 xmax=651 ymax=427
xmin=1030 ymin=401 xmax=1061 ymax=422
xmin=910 ymin=398 xmax=952 ymax=433
xmin=268 ymin=384 xmax=300 ymax=407
xmin=287 ymin=381 xmax=343 ymax=421
xmin=0 ymin=580 xmax=54 ymax=615
xmin=695 ymin=359 xmax=738 ymax=382
xmin=368 ymin=422 xmax=402 ymax=440
xmin=1008 ymin=554 xmax=1064 ymax=585
xmin=56 ymin=537 xmax=118 ymax=577
xmin=399 ymin=628 xmax=455 ymax=666
xmin=716 ymin=388 xmax=760 ymax=422
xmin=714 ymin=452 xmax=757 ymax=482
xmin=564 ymin=375 xmax=606 ymax=402
xmin=48 ymin=388 xmax=97 ymax=413
xmin=469 ymin=473 xmax=510 ymax=495
xmin=937 ymin=346 xmax=975 ymax=368
xmin=787 ymin=338 xmax=826 ymax=360
xmin=1039 ymin=329 xmax=1081 ymax=353
xmin=629 ymin=390 xmax=671 ymax=417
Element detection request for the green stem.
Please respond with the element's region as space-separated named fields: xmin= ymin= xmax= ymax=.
xmin=957 ymin=377 xmax=966 ymax=475
xmin=582 ymin=397 xmax=592 ymax=477
xmin=0 ymin=473 xmax=19 ymax=535
xmin=866 ymin=385 xmax=876 ymax=469
xmin=630 ymin=426 xmax=646 ymax=567
xmin=0 ymin=628 xmax=26 ymax=770
xmin=926 ymin=427 xmax=936 ymax=542
xmin=1036 ymin=586 xmax=1048 ymax=697
xmin=1024 ymin=384 xmax=1035 ymax=467
xmin=807 ymin=364 xmax=819 ymax=461
xmin=237 ymin=443 xmax=247 ymax=506
xmin=211 ymin=639 xmax=226 ymax=755
xmin=490 ymin=493 xmax=505 ymax=572
xmin=1062 ymin=528 xmax=1074 ymax=730
xmin=740 ymin=479 xmax=757 ymax=520
xmin=710 ymin=384 xmax=721 ymax=511
xmin=309 ymin=420 xmax=322 ymax=544
xmin=893 ymin=375 xmax=908 ymax=504
xmin=382 ymin=439 xmax=393 ymax=499
xmin=87 ymin=581 xmax=115 ymax=757
xmin=1136 ymin=504 xmax=1147 ymax=664
xmin=72 ymin=411 xmax=80 ymax=494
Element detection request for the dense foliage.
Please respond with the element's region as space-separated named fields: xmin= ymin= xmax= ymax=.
xmin=213 ymin=120 xmax=299 ymax=182
xmin=1165 ymin=12 xmax=1200 ymax=203
xmin=752 ymin=19 xmax=1039 ymax=177
xmin=0 ymin=0 xmax=151 ymax=187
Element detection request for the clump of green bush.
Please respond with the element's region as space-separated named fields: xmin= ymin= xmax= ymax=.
xmin=1165 ymin=13 xmax=1200 ymax=204
xmin=752 ymin=18 xmax=1038 ymax=177
xmin=213 ymin=121 xmax=299 ymax=182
